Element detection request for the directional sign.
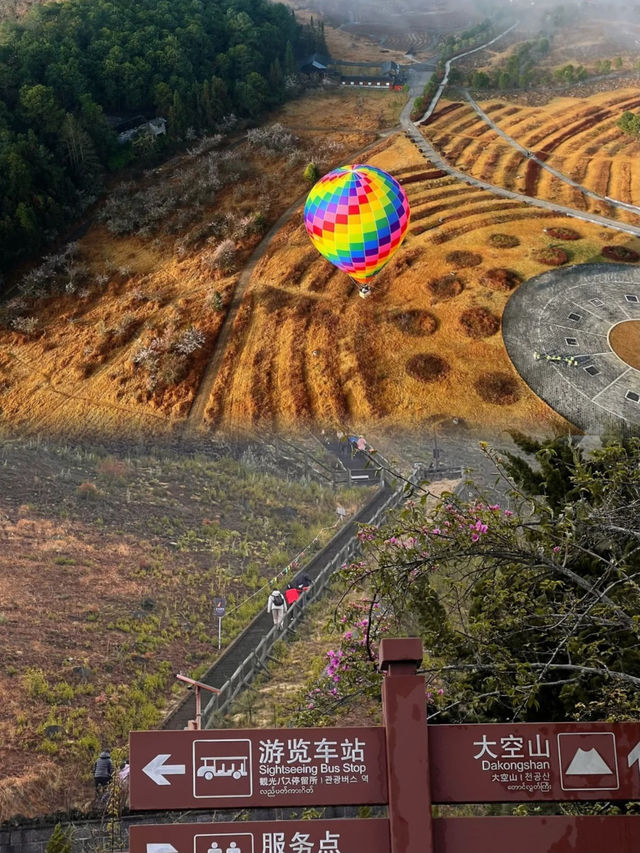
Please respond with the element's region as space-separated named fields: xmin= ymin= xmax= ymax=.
xmin=429 ymin=721 xmax=640 ymax=802
xmin=130 ymin=727 xmax=387 ymax=810
xmin=432 ymin=815 xmax=640 ymax=853
xmin=130 ymin=818 xmax=390 ymax=853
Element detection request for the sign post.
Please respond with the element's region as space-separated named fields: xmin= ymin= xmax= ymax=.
xmin=213 ymin=596 xmax=226 ymax=650
xmin=130 ymin=640 xmax=640 ymax=853
xmin=130 ymin=726 xmax=387 ymax=810
xmin=130 ymin=818 xmax=390 ymax=853
xmin=379 ymin=637 xmax=433 ymax=853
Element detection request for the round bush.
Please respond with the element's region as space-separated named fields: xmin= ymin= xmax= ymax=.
xmin=487 ymin=233 xmax=520 ymax=249
xmin=446 ymin=249 xmax=483 ymax=268
xmin=475 ymin=371 xmax=521 ymax=405
xmin=459 ymin=307 xmax=500 ymax=338
xmin=426 ymin=275 xmax=464 ymax=300
xmin=532 ymin=247 xmax=568 ymax=266
xmin=482 ymin=268 xmax=522 ymax=291
xmin=545 ymin=226 xmax=581 ymax=241
xmin=601 ymin=245 xmax=640 ymax=262
xmin=405 ymin=354 xmax=450 ymax=383
xmin=388 ymin=309 xmax=437 ymax=336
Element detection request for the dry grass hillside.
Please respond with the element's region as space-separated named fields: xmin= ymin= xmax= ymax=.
xmin=0 ymin=433 xmax=367 ymax=819
xmin=1 ymin=86 xmax=638 ymax=438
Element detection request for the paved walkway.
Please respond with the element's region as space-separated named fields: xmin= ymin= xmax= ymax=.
xmin=502 ymin=263 xmax=640 ymax=430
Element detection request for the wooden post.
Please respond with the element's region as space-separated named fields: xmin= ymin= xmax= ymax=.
xmin=379 ymin=637 xmax=433 ymax=853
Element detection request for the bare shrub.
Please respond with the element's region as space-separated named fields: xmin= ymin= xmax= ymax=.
xmin=601 ymin=245 xmax=640 ymax=262
xmin=405 ymin=354 xmax=450 ymax=382
xmin=545 ymin=226 xmax=582 ymax=240
xmin=132 ymin=325 xmax=206 ymax=391
xmin=475 ymin=371 xmax=520 ymax=404
xmin=482 ymin=268 xmax=522 ymax=291
xmin=459 ymin=307 xmax=500 ymax=338
xmin=207 ymin=240 xmax=237 ymax=273
xmin=531 ymin=247 xmax=569 ymax=265
xmin=446 ymin=250 xmax=483 ymax=268
xmin=426 ymin=274 xmax=464 ymax=301
xmin=246 ymin=123 xmax=299 ymax=154
xmin=388 ymin=309 xmax=437 ymax=336
xmin=11 ymin=316 xmax=39 ymax=336
xmin=487 ymin=233 xmax=520 ymax=248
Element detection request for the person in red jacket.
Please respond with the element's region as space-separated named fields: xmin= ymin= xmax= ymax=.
xmin=285 ymin=583 xmax=300 ymax=606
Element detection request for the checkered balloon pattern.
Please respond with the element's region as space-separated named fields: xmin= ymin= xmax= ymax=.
xmin=303 ymin=164 xmax=410 ymax=285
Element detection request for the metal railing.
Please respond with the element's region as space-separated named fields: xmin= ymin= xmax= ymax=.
xmin=201 ymin=464 xmax=428 ymax=726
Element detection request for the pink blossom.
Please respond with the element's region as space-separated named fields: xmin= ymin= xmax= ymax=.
xmin=489 ymin=504 xmax=500 ymax=511
xmin=504 ymin=509 xmax=513 ymax=517
xmin=437 ymin=688 xmax=444 ymax=695
xmin=344 ymin=631 xmax=353 ymax=640
xmin=432 ymin=528 xmax=441 ymax=535
xmin=356 ymin=437 xmax=367 ymax=451
xmin=471 ymin=533 xmax=479 ymax=542
xmin=308 ymin=703 xmax=314 ymax=709
xmin=553 ymin=546 xmax=561 ymax=553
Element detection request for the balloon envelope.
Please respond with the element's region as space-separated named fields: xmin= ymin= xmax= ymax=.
xmin=303 ymin=164 xmax=410 ymax=285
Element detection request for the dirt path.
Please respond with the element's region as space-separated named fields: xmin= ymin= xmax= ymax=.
xmin=184 ymin=129 xmax=399 ymax=433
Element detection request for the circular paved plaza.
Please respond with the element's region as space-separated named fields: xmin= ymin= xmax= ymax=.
xmin=503 ymin=263 xmax=640 ymax=431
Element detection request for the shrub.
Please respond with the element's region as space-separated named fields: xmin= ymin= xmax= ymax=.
xmin=11 ymin=316 xmax=39 ymax=336
xmin=246 ymin=123 xmax=299 ymax=154
xmin=475 ymin=371 xmax=520 ymax=404
xmin=46 ymin=823 xmax=73 ymax=853
xmin=531 ymin=247 xmax=568 ymax=266
xmin=459 ymin=307 xmax=500 ymax=338
xmin=601 ymin=245 xmax=640 ymax=262
xmin=208 ymin=239 xmax=237 ymax=273
xmin=426 ymin=275 xmax=464 ymax=301
xmin=405 ymin=354 xmax=450 ymax=382
xmin=303 ymin=162 xmax=320 ymax=184
xmin=76 ymin=482 xmax=99 ymax=500
xmin=445 ymin=250 xmax=482 ymax=268
xmin=482 ymin=268 xmax=522 ymax=291
xmin=487 ymin=233 xmax=520 ymax=248
xmin=388 ymin=309 xmax=437 ymax=336
xmin=545 ymin=226 xmax=581 ymax=240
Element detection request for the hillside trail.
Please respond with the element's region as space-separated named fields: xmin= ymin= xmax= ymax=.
xmin=184 ymin=127 xmax=399 ymax=433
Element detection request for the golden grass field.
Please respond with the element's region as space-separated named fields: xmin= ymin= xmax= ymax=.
xmin=1 ymin=87 xmax=638 ymax=438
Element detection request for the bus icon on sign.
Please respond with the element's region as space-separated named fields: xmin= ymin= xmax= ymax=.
xmin=197 ymin=756 xmax=249 ymax=781
xmin=193 ymin=739 xmax=253 ymax=798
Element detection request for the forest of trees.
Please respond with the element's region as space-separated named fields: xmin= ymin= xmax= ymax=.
xmin=0 ymin=0 xmax=325 ymax=273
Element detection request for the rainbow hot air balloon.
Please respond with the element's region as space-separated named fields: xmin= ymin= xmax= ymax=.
xmin=303 ymin=164 xmax=410 ymax=298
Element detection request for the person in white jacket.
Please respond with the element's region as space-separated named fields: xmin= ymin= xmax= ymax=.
xmin=267 ymin=588 xmax=287 ymax=628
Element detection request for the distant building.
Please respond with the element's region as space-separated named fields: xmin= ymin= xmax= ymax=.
xmin=299 ymin=53 xmax=332 ymax=76
xmin=114 ymin=117 xmax=167 ymax=144
xmin=299 ymin=54 xmax=406 ymax=89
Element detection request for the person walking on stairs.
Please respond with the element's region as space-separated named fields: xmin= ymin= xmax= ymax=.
xmin=267 ymin=588 xmax=287 ymax=629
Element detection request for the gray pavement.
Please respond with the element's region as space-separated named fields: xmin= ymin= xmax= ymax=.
xmin=502 ymin=263 xmax=640 ymax=431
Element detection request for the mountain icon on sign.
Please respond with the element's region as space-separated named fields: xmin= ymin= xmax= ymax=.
xmin=565 ymin=748 xmax=613 ymax=775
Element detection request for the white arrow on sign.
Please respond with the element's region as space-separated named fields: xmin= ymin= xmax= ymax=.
xmin=627 ymin=741 xmax=640 ymax=776
xmin=146 ymin=845 xmax=178 ymax=853
xmin=142 ymin=753 xmax=186 ymax=786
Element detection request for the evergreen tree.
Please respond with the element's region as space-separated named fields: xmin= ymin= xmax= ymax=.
xmin=46 ymin=823 xmax=73 ymax=853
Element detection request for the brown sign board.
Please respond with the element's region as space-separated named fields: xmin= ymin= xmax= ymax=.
xmin=432 ymin=815 xmax=640 ymax=853
xmin=130 ymin=818 xmax=390 ymax=853
xmin=130 ymin=727 xmax=387 ymax=810
xmin=429 ymin=722 xmax=640 ymax=803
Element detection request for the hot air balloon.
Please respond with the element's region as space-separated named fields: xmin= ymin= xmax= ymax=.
xmin=303 ymin=164 xmax=410 ymax=298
